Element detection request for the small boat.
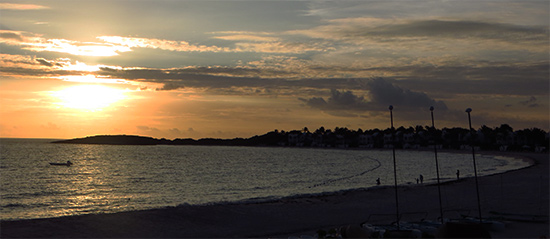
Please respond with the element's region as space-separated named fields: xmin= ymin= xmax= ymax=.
xmin=49 ymin=161 xmax=73 ymax=166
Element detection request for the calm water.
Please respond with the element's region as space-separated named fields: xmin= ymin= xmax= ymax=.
xmin=0 ymin=138 xmax=529 ymax=220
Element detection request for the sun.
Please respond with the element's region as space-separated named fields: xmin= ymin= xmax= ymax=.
xmin=53 ymin=85 xmax=126 ymax=111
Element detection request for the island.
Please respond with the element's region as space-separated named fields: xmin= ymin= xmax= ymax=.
xmin=52 ymin=135 xmax=162 ymax=145
xmin=51 ymin=134 xmax=263 ymax=146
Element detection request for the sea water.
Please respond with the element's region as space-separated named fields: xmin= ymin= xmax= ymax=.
xmin=0 ymin=138 xmax=530 ymax=220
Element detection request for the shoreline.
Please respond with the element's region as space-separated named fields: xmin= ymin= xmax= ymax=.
xmin=1 ymin=151 xmax=548 ymax=238
xmin=0 ymin=149 xmax=531 ymax=221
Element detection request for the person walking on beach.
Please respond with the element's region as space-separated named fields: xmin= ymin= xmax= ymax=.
xmin=419 ymin=174 xmax=423 ymax=184
xmin=456 ymin=170 xmax=460 ymax=180
xmin=376 ymin=178 xmax=380 ymax=185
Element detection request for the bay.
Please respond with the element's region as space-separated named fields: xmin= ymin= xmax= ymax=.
xmin=0 ymin=138 xmax=529 ymax=220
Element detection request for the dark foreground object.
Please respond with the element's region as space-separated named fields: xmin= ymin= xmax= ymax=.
xmin=436 ymin=222 xmax=491 ymax=238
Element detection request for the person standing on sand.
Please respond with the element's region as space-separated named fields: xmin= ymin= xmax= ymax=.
xmin=420 ymin=174 xmax=424 ymax=184
xmin=456 ymin=170 xmax=460 ymax=180
xmin=376 ymin=178 xmax=380 ymax=185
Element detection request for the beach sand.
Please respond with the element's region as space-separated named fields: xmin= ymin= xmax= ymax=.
xmin=1 ymin=151 xmax=548 ymax=238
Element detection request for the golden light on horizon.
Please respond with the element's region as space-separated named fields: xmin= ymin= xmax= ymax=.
xmin=57 ymin=75 xmax=130 ymax=85
xmin=52 ymin=85 xmax=126 ymax=111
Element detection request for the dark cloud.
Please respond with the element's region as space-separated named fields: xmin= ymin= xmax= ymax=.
xmin=96 ymin=61 xmax=549 ymax=97
xmin=520 ymin=96 xmax=540 ymax=108
xmin=98 ymin=66 xmax=366 ymax=92
xmin=35 ymin=58 xmax=53 ymax=67
xmin=384 ymin=62 xmax=549 ymax=96
xmin=316 ymin=19 xmax=549 ymax=45
xmin=368 ymin=20 xmax=548 ymax=42
xmin=520 ymin=96 xmax=537 ymax=105
xmin=299 ymin=78 xmax=447 ymax=116
xmin=299 ymin=89 xmax=371 ymax=111
xmin=328 ymin=89 xmax=366 ymax=107
xmin=2 ymin=54 xmax=546 ymax=103
xmin=0 ymin=32 xmax=23 ymax=41
xmin=35 ymin=58 xmax=63 ymax=67
xmin=300 ymin=96 xmax=327 ymax=108
xmin=2 ymin=55 xmax=547 ymax=99
xmin=366 ymin=78 xmax=447 ymax=110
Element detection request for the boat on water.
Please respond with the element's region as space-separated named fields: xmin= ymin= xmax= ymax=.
xmin=49 ymin=161 xmax=73 ymax=166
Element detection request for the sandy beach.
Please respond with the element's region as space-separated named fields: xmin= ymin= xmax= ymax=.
xmin=1 ymin=150 xmax=548 ymax=238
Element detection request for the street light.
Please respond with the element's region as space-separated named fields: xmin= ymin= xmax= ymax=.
xmin=389 ymin=105 xmax=400 ymax=229
xmin=466 ymin=108 xmax=483 ymax=223
xmin=430 ymin=106 xmax=444 ymax=223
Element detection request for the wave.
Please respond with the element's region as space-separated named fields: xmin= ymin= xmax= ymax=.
xmin=308 ymin=156 xmax=382 ymax=188
xmin=2 ymin=203 xmax=27 ymax=208
xmin=3 ymin=190 xmax=72 ymax=199
xmin=1 ymin=202 xmax=50 ymax=209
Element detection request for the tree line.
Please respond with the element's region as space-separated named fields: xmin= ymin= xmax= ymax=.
xmin=53 ymin=124 xmax=548 ymax=152
xmin=171 ymin=124 xmax=548 ymax=152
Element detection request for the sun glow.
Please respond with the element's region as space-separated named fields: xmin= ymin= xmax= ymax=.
xmin=57 ymin=75 xmax=130 ymax=84
xmin=53 ymin=85 xmax=126 ymax=111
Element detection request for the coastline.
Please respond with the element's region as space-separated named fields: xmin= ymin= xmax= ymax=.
xmin=1 ymin=151 xmax=548 ymax=238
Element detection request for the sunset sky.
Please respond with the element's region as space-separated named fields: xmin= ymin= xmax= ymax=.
xmin=1 ymin=0 xmax=548 ymax=139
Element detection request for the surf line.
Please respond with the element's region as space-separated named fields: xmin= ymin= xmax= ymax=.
xmin=308 ymin=156 xmax=382 ymax=188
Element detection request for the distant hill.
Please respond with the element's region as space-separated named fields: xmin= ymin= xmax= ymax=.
xmin=51 ymin=133 xmax=284 ymax=146
xmin=52 ymin=135 xmax=161 ymax=145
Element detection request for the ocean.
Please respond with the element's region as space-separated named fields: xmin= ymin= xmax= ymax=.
xmin=0 ymin=138 xmax=530 ymax=221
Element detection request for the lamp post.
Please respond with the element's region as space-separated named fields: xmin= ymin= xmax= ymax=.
xmin=389 ymin=105 xmax=400 ymax=229
xmin=466 ymin=108 xmax=483 ymax=223
xmin=430 ymin=106 xmax=444 ymax=223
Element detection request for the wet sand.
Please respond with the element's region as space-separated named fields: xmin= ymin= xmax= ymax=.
xmin=1 ymin=151 xmax=548 ymax=238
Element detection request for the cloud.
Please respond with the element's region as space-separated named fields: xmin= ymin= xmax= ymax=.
xmin=0 ymin=54 xmax=68 ymax=76
xmin=136 ymin=125 xmax=161 ymax=133
xmin=300 ymin=89 xmax=369 ymax=111
xmin=366 ymin=78 xmax=447 ymax=110
xmin=387 ymin=62 xmax=550 ymax=96
xmin=98 ymin=35 xmax=329 ymax=54
xmin=289 ymin=18 xmax=549 ymax=54
xmin=212 ymin=34 xmax=279 ymax=42
xmin=0 ymin=30 xmax=131 ymax=56
xmin=304 ymin=1 xmax=550 ymax=27
xmin=2 ymin=50 xmax=547 ymax=99
xmin=35 ymin=58 xmax=62 ymax=67
xmin=2 ymin=31 xmax=228 ymax=56
xmin=97 ymin=65 xmax=374 ymax=94
xmin=235 ymin=41 xmax=331 ymax=54
xmin=135 ymin=126 xmax=196 ymax=139
xmin=98 ymin=36 xmax=229 ymax=53
xmin=367 ymin=20 xmax=547 ymax=42
xmin=0 ymin=3 xmax=49 ymax=10
xmin=299 ymin=78 xmax=447 ymax=117
xmin=519 ymin=96 xmax=540 ymax=108
xmin=0 ymin=31 xmax=24 ymax=41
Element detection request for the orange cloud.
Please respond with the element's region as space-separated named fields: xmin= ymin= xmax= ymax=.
xmin=97 ymin=36 xmax=229 ymax=52
xmin=213 ymin=34 xmax=279 ymax=42
xmin=0 ymin=3 xmax=49 ymax=10
xmin=0 ymin=30 xmax=131 ymax=56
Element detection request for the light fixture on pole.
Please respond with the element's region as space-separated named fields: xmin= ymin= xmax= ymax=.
xmin=466 ymin=108 xmax=483 ymax=223
xmin=430 ymin=106 xmax=444 ymax=223
xmin=389 ymin=105 xmax=400 ymax=230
